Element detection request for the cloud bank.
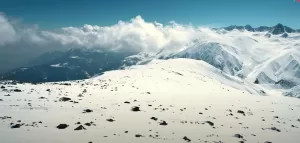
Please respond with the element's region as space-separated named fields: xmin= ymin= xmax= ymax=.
xmin=0 ymin=13 xmax=221 ymax=54
xmin=0 ymin=13 xmax=17 ymax=45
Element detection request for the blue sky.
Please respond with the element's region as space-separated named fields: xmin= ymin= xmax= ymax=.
xmin=1 ymin=0 xmax=300 ymax=29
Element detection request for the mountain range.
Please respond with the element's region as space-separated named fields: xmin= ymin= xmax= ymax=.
xmin=0 ymin=48 xmax=133 ymax=83
xmin=222 ymin=23 xmax=300 ymax=35
xmin=1 ymin=23 xmax=300 ymax=97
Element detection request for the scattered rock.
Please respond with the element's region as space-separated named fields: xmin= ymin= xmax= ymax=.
xmin=83 ymin=89 xmax=87 ymax=93
xmin=74 ymin=125 xmax=86 ymax=130
xmin=13 ymin=89 xmax=22 ymax=92
xmin=131 ymin=106 xmax=141 ymax=112
xmin=46 ymin=89 xmax=50 ymax=92
xmin=106 ymin=119 xmax=115 ymax=122
xmin=61 ymin=83 xmax=71 ymax=86
xmin=83 ymin=109 xmax=93 ymax=113
xmin=159 ymin=121 xmax=168 ymax=126
xmin=135 ymin=134 xmax=143 ymax=138
xmin=150 ymin=117 xmax=158 ymax=121
xmin=183 ymin=136 xmax=191 ymax=142
xmin=233 ymin=134 xmax=243 ymax=138
xmin=0 ymin=116 xmax=11 ymax=120
xmin=38 ymin=97 xmax=47 ymax=99
xmin=0 ymin=86 xmax=5 ymax=89
xmin=204 ymin=121 xmax=214 ymax=126
xmin=56 ymin=124 xmax=69 ymax=129
xmin=291 ymin=125 xmax=297 ymax=128
xmin=237 ymin=110 xmax=245 ymax=116
xmin=11 ymin=124 xmax=22 ymax=129
xmin=124 ymin=101 xmax=130 ymax=104
xmin=269 ymin=127 xmax=281 ymax=132
xmin=59 ymin=97 xmax=71 ymax=102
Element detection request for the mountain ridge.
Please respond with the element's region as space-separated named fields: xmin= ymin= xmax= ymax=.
xmin=221 ymin=23 xmax=300 ymax=35
xmin=0 ymin=48 xmax=135 ymax=83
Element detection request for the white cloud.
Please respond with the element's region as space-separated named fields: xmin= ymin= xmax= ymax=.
xmin=0 ymin=13 xmax=17 ymax=45
xmin=0 ymin=14 xmax=225 ymax=54
xmin=40 ymin=15 xmax=212 ymax=53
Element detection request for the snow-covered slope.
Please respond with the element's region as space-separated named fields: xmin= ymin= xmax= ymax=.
xmin=1 ymin=58 xmax=300 ymax=143
xmin=248 ymin=47 xmax=300 ymax=88
xmin=94 ymin=59 xmax=265 ymax=95
xmin=168 ymin=42 xmax=242 ymax=76
xmin=153 ymin=26 xmax=300 ymax=92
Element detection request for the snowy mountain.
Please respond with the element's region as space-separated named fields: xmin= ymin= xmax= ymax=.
xmin=1 ymin=58 xmax=300 ymax=143
xmin=0 ymin=48 xmax=133 ymax=83
xmin=166 ymin=42 xmax=242 ymax=76
xmin=120 ymin=53 xmax=154 ymax=68
xmin=223 ymin=23 xmax=299 ymax=35
xmin=152 ymin=24 xmax=300 ymax=96
xmin=250 ymin=47 xmax=300 ymax=88
xmin=1 ymin=23 xmax=300 ymax=97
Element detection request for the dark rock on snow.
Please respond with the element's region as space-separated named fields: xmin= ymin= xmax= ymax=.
xmin=237 ymin=110 xmax=246 ymax=116
xmin=59 ymin=97 xmax=71 ymax=102
xmin=74 ymin=125 xmax=86 ymax=130
xmin=56 ymin=124 xmax=69 ymax=129
xmin=13 ymin=89 xmax=22 ymax=92
xmin=204 ymin=121 xmax=214 ymax=126
xmin=83 ymin=109 xmax=93 ymax=113
xmin=11 ymin=124 xmax=22 ymax=129
xmin=131 ymin=106 xmax=141 ymax=112
xmin=233 ymin=134 xmax=243 ymax=138
xmin=106 ymin=119 xmax=115 ymax=122
xmin=159 ymin=120 xmax=168 ymax=126
xmin=183 ymin=136 xmax=191 ymax=142
xmin=150 ymin=117 xmax=158 ymax=121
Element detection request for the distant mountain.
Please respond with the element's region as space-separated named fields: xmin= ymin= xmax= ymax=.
xmin=165 ymin=42 xmax=242 ymax=76
xmin=121 ymin=53 xmax=154 ymax=68
xmin=153 ymin=28 xmax=300 ymax=92
xmin=0 ymin=48 xmax=134 ymax=83
xmin=222 ymin=23 xmax=299 ymax=35
xmin=0 ymin=44 xmax=62 ymax=74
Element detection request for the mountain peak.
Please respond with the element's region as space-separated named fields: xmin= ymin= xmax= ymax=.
xmin=244 ymin=25 xmax=254 ymax=32
xmin=274 ymin=23 xmax=284 ymax=27
xmin=270 ymin=23 xmax=285 ymax=35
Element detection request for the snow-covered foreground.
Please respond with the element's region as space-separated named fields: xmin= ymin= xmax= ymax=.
xmin=1 ymin=59 xmax=300 ymax=143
